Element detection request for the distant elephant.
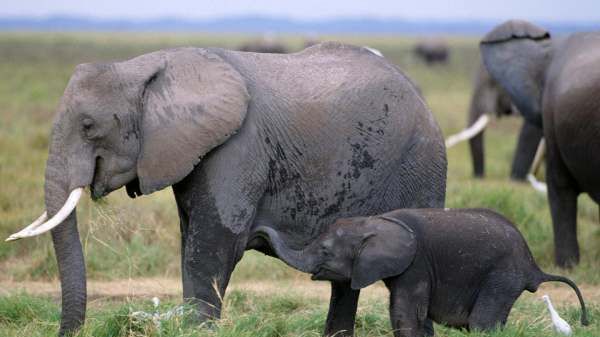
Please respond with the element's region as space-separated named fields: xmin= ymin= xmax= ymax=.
xmin=303 ymin=37 xmax=320 ymax=49
xmin=413 ymin=39 xmax=449 ymax=65
xmin=7 ymin=42 xmax=447 ymax=336
xmin=238 ymin=38 xmax=288 ymax=53
xmin=480 ymin=20 xmax=600 ymax=267
xmin=445 ymin=60 xmax=543 ymax=180
xmin=256 ymin=208 xmax=589 ymax=337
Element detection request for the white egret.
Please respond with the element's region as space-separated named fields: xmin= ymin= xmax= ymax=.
xmin=542 ymin=294 xmax=572 ymax=336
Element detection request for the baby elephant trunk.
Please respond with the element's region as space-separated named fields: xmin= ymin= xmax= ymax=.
xmin=539 ymin=273 xmax=589 ymax=326
xmin=252 ymin=226 xmax=319 ymax=274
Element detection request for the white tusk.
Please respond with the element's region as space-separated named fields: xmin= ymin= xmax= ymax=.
xmin=5 ymin=212 xmax=49 ymax=241
xmin=530 ymin=138 xmax=546 ymax=176
xmin=527 ymin=139 xmax=547 ymax=194
xmin=6 ymin=188 xmax=83 ymax=241
xmin=527 ymin=174 xmax=548 ymax=194
xmin=445 ymin=114 xmax=490 ymax=148
xmin=363 ymin=46 xmax=384 ymax=57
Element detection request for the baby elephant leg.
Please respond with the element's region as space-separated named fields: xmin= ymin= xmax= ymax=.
xmin=389 ymin=287 xmax=429 ymax=337
xmin=468 ymin=273 xmax=522 ymax=331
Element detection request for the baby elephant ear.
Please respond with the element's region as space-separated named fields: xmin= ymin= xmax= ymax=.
xmin=132 ymin=48 xmax=249 ymax=194
xmin=351 ymin=216 xmax=417 ymax=289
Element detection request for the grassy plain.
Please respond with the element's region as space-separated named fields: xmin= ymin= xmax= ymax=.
xmin=0 ymin=33 xmax=599 ymax=336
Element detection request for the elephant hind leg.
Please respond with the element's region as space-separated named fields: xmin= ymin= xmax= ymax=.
xmin=545 ymin=133 xmax=581 ymax=268
xmin=547 ymin=177 xmax=580 ymax=268
xmin=468 ymin=273 xmax=521 ymax=332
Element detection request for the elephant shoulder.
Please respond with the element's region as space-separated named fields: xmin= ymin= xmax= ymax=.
xmin=481 ymin=19 xmax=550 ymax=44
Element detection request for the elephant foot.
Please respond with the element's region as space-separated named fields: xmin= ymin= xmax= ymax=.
xmin=555 ymin=252 xmax=580 ymax=269
xmin=509 ymin=174 xmax=527 ymax=182
xmin=184 ymin=297 xmax=222 ymax=326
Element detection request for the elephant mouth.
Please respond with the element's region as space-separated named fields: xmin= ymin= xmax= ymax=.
xmin=311 ymin=267 xmax=347 ymax=281
xmin=90 ymin=156 xmax=141 ymax=200
xmin=125 ymin=177 xmax=143 ymax=198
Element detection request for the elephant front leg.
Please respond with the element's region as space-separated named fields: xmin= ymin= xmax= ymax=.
xmin=182 ymin=218 xmax=247 ymax=321
xmin=178 ymin=206 xmax=194 ymax=300
xmin=324 ymin=281 xmax=360 ymax=337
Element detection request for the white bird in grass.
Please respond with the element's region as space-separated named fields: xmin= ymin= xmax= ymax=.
xmin=542 ymin=294 xmax=572 ymax=335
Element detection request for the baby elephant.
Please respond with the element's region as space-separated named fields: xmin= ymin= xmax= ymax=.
xmin=255 ymin=208 xmax=589 ymax=337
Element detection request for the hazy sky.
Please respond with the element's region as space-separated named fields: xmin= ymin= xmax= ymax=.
xmin=1 ymin=0 xmax=599 ymax=22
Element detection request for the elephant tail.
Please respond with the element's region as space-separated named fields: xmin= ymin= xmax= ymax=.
xmin=539 ymin=273 xmax=589 ymax=326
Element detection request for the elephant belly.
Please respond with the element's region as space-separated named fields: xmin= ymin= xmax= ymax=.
xmin=428 ymin=288 xmax=476 ymax=328
xmin=253 ymin=152 xmax=444 ymax=249
xmin=254 ymin=176 xmax=403 ymax=248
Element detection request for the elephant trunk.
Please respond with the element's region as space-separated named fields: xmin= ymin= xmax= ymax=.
xmin=254 ymin=226 xmax=319 ymax=273
xmin=44 ymin=124 xmax=92 ymax=335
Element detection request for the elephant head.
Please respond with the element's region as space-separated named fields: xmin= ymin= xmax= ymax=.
xmin=255 ymin=216 xmax=417 ymax=289
xmin=479 ymin=20 xmax=553 ymax=127
xmin=7 ymin=48 xmax=249 ymax=335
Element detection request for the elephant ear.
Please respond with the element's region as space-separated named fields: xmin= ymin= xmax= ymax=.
xmin=128 ymin=48 xmax=249 ymax=194
xmin=480 ymin=20 xmax=552 ymax=127
xmin=350 ymin=216 xmax=417 ymax=289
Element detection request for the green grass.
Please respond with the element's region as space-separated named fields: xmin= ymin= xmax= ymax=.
xmin=0 ymin=292 xmax=598 ymax=337
xmin=0 ymin=32 xmax=599 ymax=335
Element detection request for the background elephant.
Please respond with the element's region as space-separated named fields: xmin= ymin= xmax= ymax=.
xmin=413 ymin=39 xmax=449 ymax=65
xmin=480 ymin=20 xmax=600 ymax=267
xmin=255 ymin=208 xmax=589 ymax=337
xmin=8 ymin=42 xmax=446 ymax=335
xmin=238 ymin=36 xmax=288 ymax=53
xmin=446 ymin=60 xmax=543 ymax=180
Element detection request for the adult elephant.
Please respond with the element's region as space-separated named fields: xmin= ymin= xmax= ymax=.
xmin=480 ymin=20 xmax=600 ymax=267
xmin=7 ymin=42 xmax=447 ymax=336
xmin=445 ymin=60 xmax=543 ymax=180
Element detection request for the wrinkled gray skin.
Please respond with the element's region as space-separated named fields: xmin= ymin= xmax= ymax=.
xmin=467 ymin=61 xmax=543 ymax=179
xmin=257 ymin=208 xmax=589 ymax=337
xmin=40 ymin=42 xmax=446 ymax=335
xmin=481 ymin=20 xmax=600 ymax=267
xmin=413 ymin=40 xmax=449 ymax=65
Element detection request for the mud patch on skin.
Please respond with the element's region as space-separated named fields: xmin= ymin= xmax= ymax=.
xmin=348 ymin=142 xmax=378 ymax=180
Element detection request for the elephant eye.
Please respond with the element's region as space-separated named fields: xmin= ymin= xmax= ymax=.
xmin=82 ymin=118 xmax=97 ymax=138
xmin=82 ymin=118 xmax=93 ymax=129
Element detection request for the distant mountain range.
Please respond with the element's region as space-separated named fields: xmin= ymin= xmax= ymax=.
xmin=0 ymin=15 xmax=597 ymax=35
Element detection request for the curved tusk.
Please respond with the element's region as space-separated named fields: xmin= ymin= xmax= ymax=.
xmin=6 ymin=188 xmax=83 ymax=242
xmin=445 ymin=114 xmax=490 ymax=148
xmin=529 ymin=138 xmax=546 ymax=176
xmin=363 ymin=46 xmax=383 ymax=57
xmin=528 ymin=139 xmax=547 ymax=194
xmin=5 ymin=212 xmax=48 ymax=241
xmin=528 ymin=173 xmax=548 ymax=194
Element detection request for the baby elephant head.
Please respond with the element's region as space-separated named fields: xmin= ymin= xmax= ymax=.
xmin=260 ymin=216 xmax=418 ymax=290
